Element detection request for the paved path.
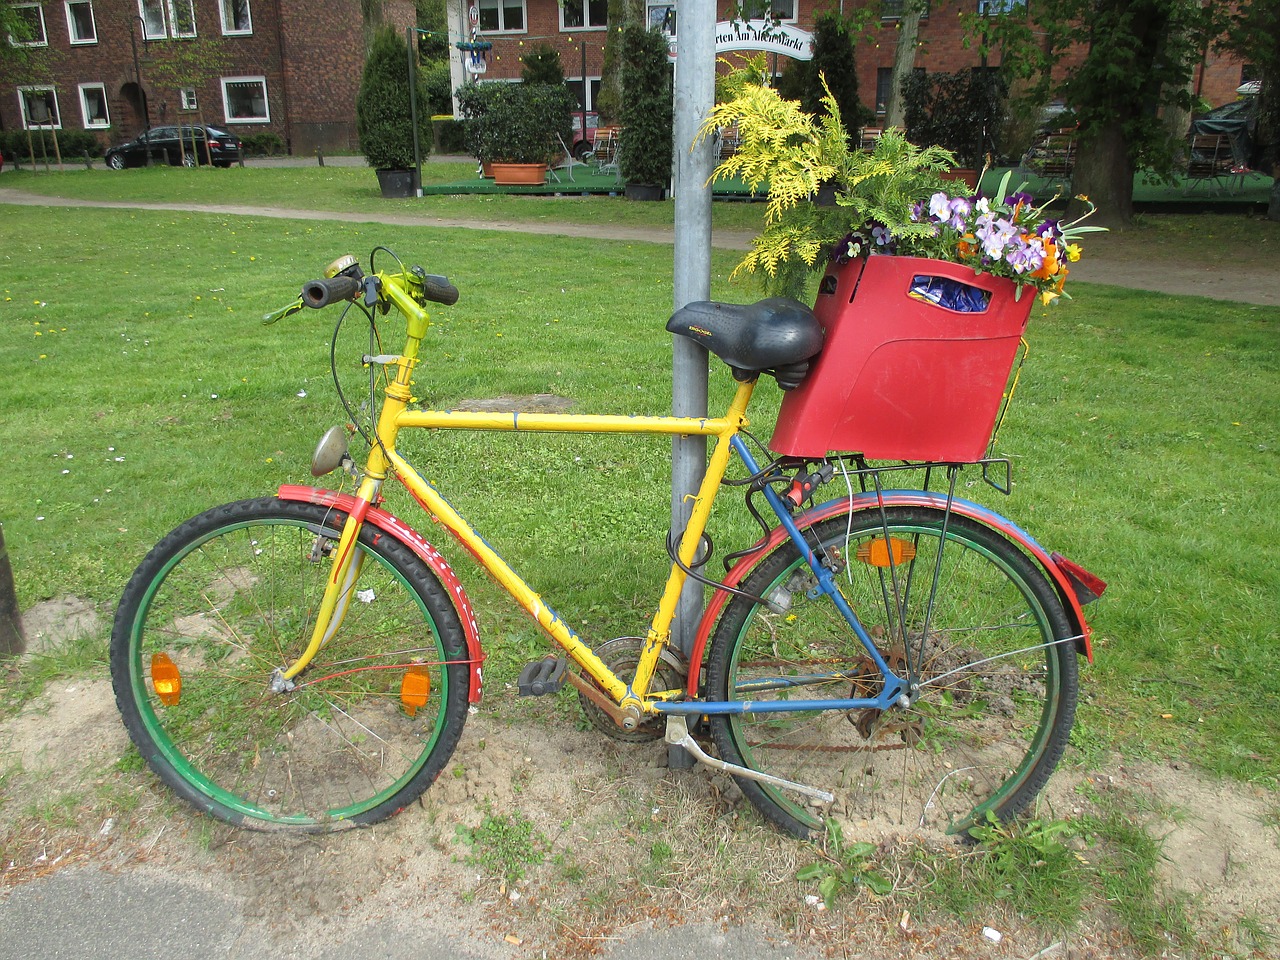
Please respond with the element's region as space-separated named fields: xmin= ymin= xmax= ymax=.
xmin=1 ymin=186 xmax=1276 ymax=306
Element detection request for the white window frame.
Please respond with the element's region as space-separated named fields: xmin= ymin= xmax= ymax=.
xmin=78 ymin=82 xmax=110 ymax=127
xmin=10 ymin=3 xmax=48 ymax=45
xmin=65 ymin=0 xmax=97 ymax=43
xmin=221 ymin=75 xmax=270 ymax=123
xmin=559 ymin=0 xmax=607 ymax=31
xmin=477 ymin=0 xmax=525 ymax=34
xmin=19 ymin=86 xmax=61 ymax=128
xmin=138 ymin=0 xmax=196 ymax=38
xmin=978 ymin=0 xmax=1026 ymax=15
xmin=881 ymin=0 xmax=929 ymax=20
xmin=646 ymin=2 xmax=675 ymax=36
xmin=738 ymin=0 xmax=797 ymax=24
xmin=218 ymin=0 xmax=251 ymax=35
xmin=180 ymin=87 xmax=198 ymax=110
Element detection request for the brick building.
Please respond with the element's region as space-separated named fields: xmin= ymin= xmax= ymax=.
xmin=3 ymin=0 xmax=1251 ymax=157
xmin=446 ymin=0 xmax=1250 ymax=129
xmin=1 ymin=0 xmax=413 ymax=155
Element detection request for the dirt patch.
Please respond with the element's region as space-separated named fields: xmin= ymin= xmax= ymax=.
xmin=2 ymin=601 xmax=1277 ymax=958
xmin=17 ymin=597 xmax=101 ymax=654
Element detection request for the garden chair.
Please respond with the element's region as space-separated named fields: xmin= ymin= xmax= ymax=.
xmin=591 ymin=128 xmax=621 ymax=181
xmin=1183 ymin=134 xmax=1240 ymax=195
xmin=549 ymin=133 xmax=590 ymax=183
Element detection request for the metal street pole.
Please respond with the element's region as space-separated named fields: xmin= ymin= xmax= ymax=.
xmin=670 ymin=0 xmax=717 ymax=660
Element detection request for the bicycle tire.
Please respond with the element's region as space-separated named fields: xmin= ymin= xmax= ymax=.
xmin=110 ymin=497 xmax=471 ymax=832
xmin=706 ymin=505 xmax=1078 ymax=838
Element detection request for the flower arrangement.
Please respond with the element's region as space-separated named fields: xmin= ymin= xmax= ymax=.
xmin=837 ymin=170 xmax=1105 ymax=305
xmin=703 ymin=73 xmax=1103 ymax=302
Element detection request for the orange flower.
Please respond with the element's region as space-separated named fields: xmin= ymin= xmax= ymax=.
xmin=1029 ymin=238 xmax=1059 ymax=280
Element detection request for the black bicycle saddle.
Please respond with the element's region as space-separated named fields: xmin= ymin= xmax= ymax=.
xmin=666 ymin=297 xmax=824 ymax=390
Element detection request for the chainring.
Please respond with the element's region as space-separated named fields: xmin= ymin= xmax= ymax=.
xmin=577 ymin=637 xmax=687 ymax=743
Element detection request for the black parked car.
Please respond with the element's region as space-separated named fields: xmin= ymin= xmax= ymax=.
xmin=104 ymin=125 xmax=242 ymax=169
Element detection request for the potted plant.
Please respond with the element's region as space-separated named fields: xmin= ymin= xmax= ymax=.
xmin=356 ymin=25 xmax=432 ymax=198
xmin=617 ymin=22 xmax=673 ymax=201
xmin=459 ymin=82 xmax=574 ymax=184
xmin=701 ymin=77 xmax=1101 ymax=303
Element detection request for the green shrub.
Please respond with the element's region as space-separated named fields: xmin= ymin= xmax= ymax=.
xmin=356 ymin=25 xmax=432 ymax=169
xmin=457 ymin=82 xmax=573 ymax=165
xmin=239 ymin=131 xmax=286 ymax=157
xmin=432 ymin=117 xmax=468 ymax=154
xmin=1 ymin=128 xmax=102 ymax=163
xmin=520 ymin=44 xmax=565 ymax=86
xmin=421 ymin=59 xmax=454 ymax=116
xmin=901 ymin=68 xmax=1008 ymax=169
xmin=617 ymin=24 xmax=673 ymax=186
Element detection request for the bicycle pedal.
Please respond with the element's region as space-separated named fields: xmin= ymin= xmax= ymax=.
xmin=517 ymin=657 xmax=568 ymax=697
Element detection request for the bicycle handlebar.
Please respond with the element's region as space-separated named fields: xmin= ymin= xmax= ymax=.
xmin=301 ymin=275 xmax=362 ymax=309
xmin=300 ymin=264 xmax=460 ymax=310
xmin=420 ymin=273 xmax=460 ymax=307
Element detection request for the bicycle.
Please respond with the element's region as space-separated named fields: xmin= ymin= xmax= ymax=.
xmin=110 ymin=246 xmax=1106 ymax=838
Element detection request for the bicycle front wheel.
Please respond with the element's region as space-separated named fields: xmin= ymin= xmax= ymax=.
xmin=111 ymin=497 xmax=471 ymax=831
xmin=706 ymin=506 xmax=1078 ymax=838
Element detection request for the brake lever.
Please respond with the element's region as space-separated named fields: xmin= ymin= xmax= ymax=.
xmin=262 ymin=297 xmax=305 ymax=325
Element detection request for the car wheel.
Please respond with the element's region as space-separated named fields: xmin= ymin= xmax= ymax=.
xmin=181 ymin=154 xmax=197 ymax=168
xmin=106 ymin=153 xmax=126 ymax=170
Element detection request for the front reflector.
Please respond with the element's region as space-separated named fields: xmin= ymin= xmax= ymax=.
xmin=400 ymin=665 xmax=431 ymax=716
xmin=856 ymin=537 xmax=916 ymax=567
xmin=151 ymin=652 xmax=182 ymax=706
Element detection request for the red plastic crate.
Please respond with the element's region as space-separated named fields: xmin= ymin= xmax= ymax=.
xmin=769 ymin=255 xmax=1034 ymax=462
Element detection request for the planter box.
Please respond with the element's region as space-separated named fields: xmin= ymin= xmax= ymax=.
xmin=769 ymin=256 xmax=1034 ymax=463
xmin=624 ymin=183 xmax=665 ymax=201
xmin=490 ymin=162 xmax=547 ymax=185
xmin=375 ymin=168 xmax=415 ymax=198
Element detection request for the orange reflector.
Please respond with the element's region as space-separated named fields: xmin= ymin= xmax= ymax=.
xmin=855 ymin=537 xmax=916 ymax=567
xmin=151 ymin=652 xmax=182 ymax=706
xmin=400 ymin=665 xmax=431 ymax=716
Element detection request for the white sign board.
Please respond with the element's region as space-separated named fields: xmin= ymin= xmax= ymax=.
xmin=668 ymin=19 xmax=815 ymax=61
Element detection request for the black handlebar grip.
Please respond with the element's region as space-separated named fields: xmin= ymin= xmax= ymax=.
xmin=422 ymin=274 xmax=460 ymax=306
xmin=301 ymin=275 xmax=362 ymax=308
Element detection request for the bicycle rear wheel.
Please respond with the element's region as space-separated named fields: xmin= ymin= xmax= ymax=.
xmin=111 ymin=497 xmax=470 ymax=831
xmin=706 ymin=506 xmax=1078 ymax=838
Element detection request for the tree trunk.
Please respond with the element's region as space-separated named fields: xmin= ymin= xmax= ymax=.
xmin=1070 ymin=122 xmax=1135 ymax=226
xmin=885 ymin=4 xmax=923 ymax=130
xmin=1269 ymin=177 xmax=1280 ymax=222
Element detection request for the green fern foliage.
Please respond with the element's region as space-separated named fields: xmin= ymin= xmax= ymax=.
xmin=701 ymin=75 xmax=957 ymax=297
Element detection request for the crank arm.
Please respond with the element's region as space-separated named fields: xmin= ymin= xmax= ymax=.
xmin=663 ymin=716 xmax=835 ymax=803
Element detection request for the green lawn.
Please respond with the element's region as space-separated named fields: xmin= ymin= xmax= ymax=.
xmin=1 ymin=188 xmax=1277 ymax=789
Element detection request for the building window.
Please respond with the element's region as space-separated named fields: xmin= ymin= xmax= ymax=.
xmin=881 ymin=0 xmax=929 ymax=19
xmin=11 ymin=4 xmax=48 ymax=45
xmin=561 ymin=0 xmax=606 ymax=30
xmin=875 ymin=66 xmax=924 ymax=115
xmin=219 ymin=0 xmax=250 ymax=34
xmin=567 ymin=76 xmax=601 ymax=112
xmin=478 ymin=0 xmax=523 ymax=32
xmin=19 ymin=86 xmax=60 ymax=128
xmin=977 ymin=0 xmax=1026 ymax=15
xmin=222 ymin=76 xmax=269 ymax=122
xmin=647 ymin=2 xmax=675 ymax=35
xmin=739 ymin=0 xmax=796 ymax=22
xmin=78 ymin=82 xmax=110 ymax=127
xmin=180 ymin=87 xmax=198 ymax=110
xmin=139 ymin=0 xmax=196 ymax=39
xmin=65 ymin=0 xmax=97 ymax=43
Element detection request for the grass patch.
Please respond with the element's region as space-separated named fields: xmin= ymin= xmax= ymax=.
xmin=458 ymin=811 xmax=548 ymax=884
xmin=1 ymin=198 xmax=1278 ymax=783
xmin=0 ymin=164 xmax=766 ymax=235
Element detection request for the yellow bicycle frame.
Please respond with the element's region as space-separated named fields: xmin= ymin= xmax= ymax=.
xmin=281 ymin=270 xmax=757 ymax=726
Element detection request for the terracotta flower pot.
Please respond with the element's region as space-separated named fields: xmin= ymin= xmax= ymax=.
xmin=490 ymin=162 xmax=547 ymax=185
